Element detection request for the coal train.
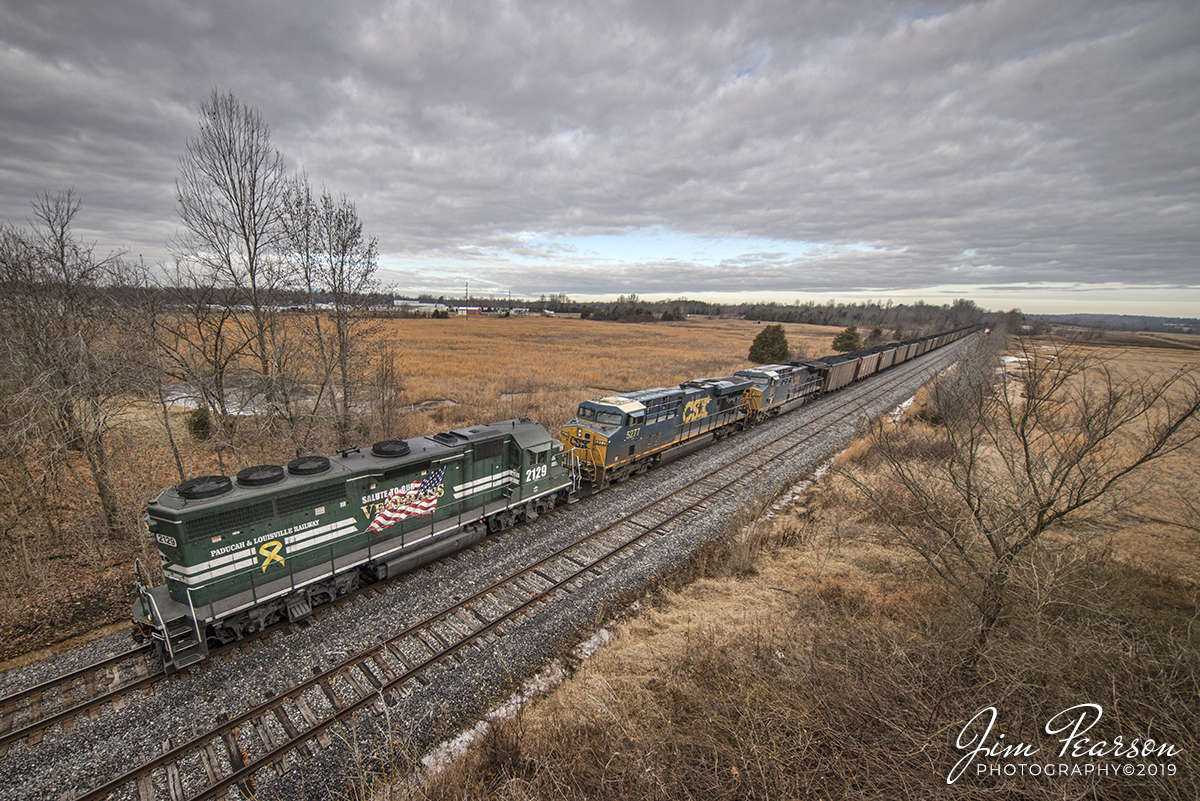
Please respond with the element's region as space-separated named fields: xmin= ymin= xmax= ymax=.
xmin=133 ymin=325 xmax=980 ymax=671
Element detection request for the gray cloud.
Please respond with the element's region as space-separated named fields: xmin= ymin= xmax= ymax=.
xmin=1 ymin=0 xmax=1196 ymax=307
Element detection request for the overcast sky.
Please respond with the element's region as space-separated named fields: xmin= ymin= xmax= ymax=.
xmin=2 ymin=0 xmax=1198 ymax=315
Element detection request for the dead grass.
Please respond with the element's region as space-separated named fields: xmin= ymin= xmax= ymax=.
xmin=380 ymin=469 xmax=1198 ymax=800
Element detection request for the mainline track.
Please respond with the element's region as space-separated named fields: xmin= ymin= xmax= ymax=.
xmin=62 ymin=337 xmax=973 ymax=801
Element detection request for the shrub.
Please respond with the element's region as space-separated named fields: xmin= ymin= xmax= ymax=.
xmin=185 ymin=407 xmax=213 ymax=441
xmin=748 ymin=324 xmax=790 ymax=364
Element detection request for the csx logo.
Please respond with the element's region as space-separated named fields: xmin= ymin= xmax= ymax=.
xmin=682 ymin=397 xmax=711 ymax=423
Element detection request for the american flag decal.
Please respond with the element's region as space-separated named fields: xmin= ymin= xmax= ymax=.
xmin=366 ymin=467 xmax=447 ymax=535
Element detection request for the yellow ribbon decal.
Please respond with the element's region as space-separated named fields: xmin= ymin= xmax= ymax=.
xmin=259 ymin=540 xmax=285 ymax=572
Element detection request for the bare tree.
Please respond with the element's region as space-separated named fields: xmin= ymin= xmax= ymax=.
xmin=844 ymin=334 xmax=1200 ymax=648
xmin=317 ymin=189 xmax=378 ymax=445
xmin=173 ymin=90 xmax=292 ymax=401
xmin=150 ymin=261 xmax=254 ymax=467
xmin=281 ymin=178 xmax=379 ymax=447
xmin=0 ymin=191 xmax=137 ymax=542
xmin=278 ymin=176 xmax=338 ymax=454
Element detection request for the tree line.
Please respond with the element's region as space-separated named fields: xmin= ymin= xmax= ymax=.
xmin=744 ymin=297 xmax=988 ymax=335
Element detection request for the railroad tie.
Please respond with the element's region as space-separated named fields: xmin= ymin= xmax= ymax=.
xmin=385 ymin=642 xmax=416 ymax=672
xmin=370 ymin=653 xmax=397 ymax=682
xmin=28 ymin=693 xmax=42 ymax=735
xmin=318 ymin=679 xmax=345 ymax=712
xmin=271 ymin=705 xmax=312 ymax=758
xmin=249 ymin=716 xmax=286 ymax=777
xmin=293 ymin=695 xmax=332 ymax=748
xmin=162 ymin=740 xmax=185 ymax=801
xmin=424 ymin=625 xmax=451 ymax=650
xmin=218 ymin=723 xmax=256 ymax=798
xmin=341 ymin=668 xmax=371 ymax=701
xmin=136 ymin=771 xmax=155 ymax=801
xmin=199 ymin=740 xmax=224 ymax=784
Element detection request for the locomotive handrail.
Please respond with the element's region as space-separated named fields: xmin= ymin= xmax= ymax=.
xmin=132 ymin=558 xmax=153 ymax=621
xmin=184 ymin=585 xmax=203 ymax=647
xmin=142 ymin=590 xmax=174 ymax=662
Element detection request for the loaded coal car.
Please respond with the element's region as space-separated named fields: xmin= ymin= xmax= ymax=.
xmin=133 ymin=419 xmax=571 ymax=672
xmin=848 ymin=348 xmax=883 ymax=381
xmin=733 ymin=363 xmax=823 ymax=423
xmin=562 ymin=375 xmax=752 ymax=490
xmin=871 ymin=343 xmax=898 ymax=372
xmin=801 ymin=354 xmax=859 ymax=394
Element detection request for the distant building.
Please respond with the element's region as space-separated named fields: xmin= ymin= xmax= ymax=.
xmin=393 ymin=300 xmax=453 ymax=316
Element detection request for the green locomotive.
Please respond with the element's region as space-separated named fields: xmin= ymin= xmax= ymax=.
xmin=133 ymin=419 xmax=572 ymax=672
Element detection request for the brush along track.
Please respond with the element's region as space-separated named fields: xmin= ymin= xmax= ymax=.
xmin=66 ymin=338 xmax=973 ymax=801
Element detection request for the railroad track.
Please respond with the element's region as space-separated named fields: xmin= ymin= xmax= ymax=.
xmin=59 ymin=336 xmax=973 ymax=801
xmin=0 ymin=645 xmax=159 ymax=753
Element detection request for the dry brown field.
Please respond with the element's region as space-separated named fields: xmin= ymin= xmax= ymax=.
xmin=370 ymin=315 xmax=840 ymax=440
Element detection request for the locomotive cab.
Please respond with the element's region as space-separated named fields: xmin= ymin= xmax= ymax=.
xmin=562 ymin=397 xmax=644 ymax=487
xmin=562 ymin=378 xmax=752 ymax=490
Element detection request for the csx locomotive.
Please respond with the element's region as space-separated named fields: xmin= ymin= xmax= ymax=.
xmin=134 ymin=325 xmax=978 ymax=671
xmin=561 ymin=327 xmax=978 ymax=488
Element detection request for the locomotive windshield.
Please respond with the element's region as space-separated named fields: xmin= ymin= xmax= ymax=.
xmin=577 ymin=405 xmax=624 ymax=426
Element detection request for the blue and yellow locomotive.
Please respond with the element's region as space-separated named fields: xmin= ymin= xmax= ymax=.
xmin=733 ymin=363 xmax=823 ymax=423
xmin=561 ymin=376 xmax=753 ymax=489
